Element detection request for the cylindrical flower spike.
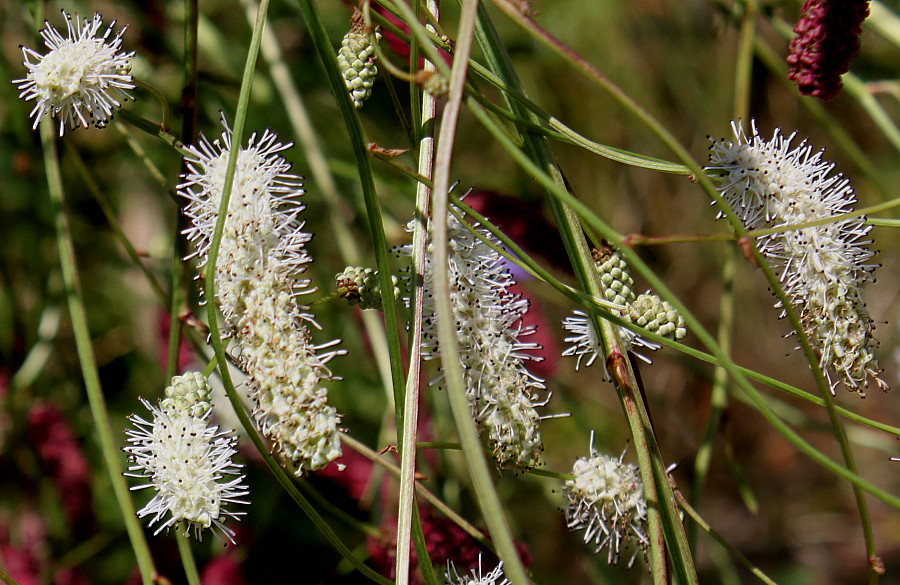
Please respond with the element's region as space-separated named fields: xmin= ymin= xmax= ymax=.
xmin=627 ymin=293 xmax=687 ymax=342
xmin=179 ymin=114 xmax=345 ymax=474
xmin=563 ymin=434 xmax=648 ymax=567
xmin=787 ymin=0 xmax=870 ymax=101
xmin=14 ymin=11 xmax=135 ymax=135
xmin=707 ymin=120 xmax=887 ymax=395
xmin=592 ymin=244 xmax=636 ymax=307
xmin=399 ymin=201 xmax=548 ymax=469
xmin=124 ymin=373 xmax=248 ymax=543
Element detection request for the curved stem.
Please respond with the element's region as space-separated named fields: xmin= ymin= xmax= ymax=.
xmin=429 ymin=1 xmax=531 ymax=583
xmin=40 ymin=125 xmax=157 ymax=585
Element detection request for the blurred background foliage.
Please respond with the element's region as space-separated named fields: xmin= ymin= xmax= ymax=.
xmin=0 ymin=0 xmax=898 ymax=584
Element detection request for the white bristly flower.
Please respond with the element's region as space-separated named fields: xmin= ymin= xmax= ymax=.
xmin=124 ymin=373 xmax=248 ymax=543
xmin=562 ymin=309 xmax=660 ymax=373
xmin=400 ymin=203 xmax=547 ymax=469
xmin=14 ymin=11 xmax=135 ymax=135
xmin=445 ymin=558 xmax=509 ymax=585
xmin=707 ymin=120 xmax=887 ymax=395
xmin=179 ymin=114 xmax=344 ymax=475
xmin=564 ymin=433 xmax=648 ymax=567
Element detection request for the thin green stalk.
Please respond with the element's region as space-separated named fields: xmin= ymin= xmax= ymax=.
xmin=65 ymin=148 xmax=167 ymax=302
xmin=194 ymin=4 xmax=398 ymax=570
xmin=733 ymin=0 xmax=756 ymax=124
xmin=291 ymin=0 xmax=406 ymax=434
xmin=296 ymin=479 xmax=382 ymax=537
xmin=290 ymin=0 xmax=430 ymax=582
xmin=677 ymin=492 xmax=777 ymax=585
xmin=216 ymin=371 xmax=395 ymax=585
xmin=691 ymin=246 xmax=736 ymax=548
xmin=242 ymin=0 xmax=396 ymax=408
xmin=342 ymin=434 xmax=491 ymax=547
xmin=429 ymin=1 xmax=531 ymax=584
xmin=393 ymin=1 xmax=441 ymax=582
xmin=133 ymin=79 xmax=172 ymax=131
xmin=0 ymin=564 xmax=23 ymax=585
xmin=175 ymin=534 xmax=201 ymax=585
xmin=40 ymin=125 xmax=156 ymax=585
xmin=689 ymin=0 xmax=753 ymax=547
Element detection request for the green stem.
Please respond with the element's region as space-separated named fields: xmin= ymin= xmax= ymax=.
xmin=429 ymin=1 xmax=531 ymax=584
xmin=133 ymin=79 xmax=172 ymax=132
xmin=40 ymin=126 xmax=156 ymax=585
xmin=393 ymin=1 xmax=441 ymax=582
xmin=677 ymin=492 xmax=777 ymax=585
xmin=175 ymin=534 xmax=201 ymax=585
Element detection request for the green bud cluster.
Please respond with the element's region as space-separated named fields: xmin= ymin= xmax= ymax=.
xmin=593 ymin=243 xmax=687 ymax=343
xmin=336 ymin=266 xmax=398 ymax=310
xmin=626 ymin=293 xmax=687 ymax=341
xmin=337 ymin=24 xmax=380 ymax=109
xmin=593 ymin=245 xmax=636 ymax=307
xmin=161 ymin=371 xmax=212 ymax=418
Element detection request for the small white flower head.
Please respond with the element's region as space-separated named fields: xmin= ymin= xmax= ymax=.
xmin=445 ymin=558 xmax=509 ymax=585
xmin=124 ymin=373 xmax=249 ymax=543
xmin=564 ymin=434 xmax=648 ymax=566
xmin=179 ymin=114 xmax=344 ymax=474
xmin=707 ymin=120 xmax=887 ymax=395
xmin=399 ymin=200 xmax=547 ymax=469
xmin=14 ymin=11 xmax=135 ymax=136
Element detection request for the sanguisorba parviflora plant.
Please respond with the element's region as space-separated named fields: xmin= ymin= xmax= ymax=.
xmin=179 ymin=115 xmax=345 ymax=475
xmin=707 ymin=120 xmax=888 ymax=396
xmin=12 ymin=3 xmax=897 ymax=583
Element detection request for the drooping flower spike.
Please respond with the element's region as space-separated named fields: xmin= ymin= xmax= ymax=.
xmin=124 ymin=372 xmax=248 ymax=543
xmin=14 ymin=11 xmax=135 ymax=135
xmin=707 ymin=120 xmax=887 ymax=395
xmin=563 ymin=432 xmax=649 ymax=567
xmin=179 ymin=114 xmax=344 ymax=475
xmin=399 ymin=200 xmax=548 ymax=469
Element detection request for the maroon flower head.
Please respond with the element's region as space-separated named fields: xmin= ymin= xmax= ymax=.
xmin=786 ymin=0 xmax=870 ymax=101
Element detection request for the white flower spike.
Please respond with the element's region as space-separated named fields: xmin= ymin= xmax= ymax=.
xmin=400 ymin=201 xmax=547 ymax=469
xmin=15 ymin=11 xmax=135 ymax=136
xmin=179 ymin=114 xmax=344 ymax=475
xmin=124 ymin=373 xmax=248 ymax=543
xmin=707 ymin=120 xmax=887 ymax=395
xmin=564 ymin=433 xmax=648 ymax=567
